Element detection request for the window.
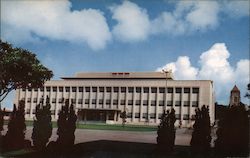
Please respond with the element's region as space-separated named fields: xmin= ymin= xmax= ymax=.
xmin=121 ymin=87 xmax=126 ymax=93
xmin=28 ymin=88 xmax=32 ymax=91
xmin=40 ymin=87 xmax=44 ymax=92
xmin=22 ymin=88 xmax=26 ymax=92
xmin=135 ymin=113 xmax=140 ymax=118
xmin=71 ymin=99 xmax=76 ymax=104
xmin=184 ymin=88 xmax=190 ymax=93
xmin=106 ymin=99 xmax=111 ymax=105
xmin=151 ymin=100 xmax=156 ymax=106
xmin=143 ymin=100 xmax=148 ymax=106
xmin=85 ymin=99 xmax=89 ymax=104
xmin=32 ymin=109 xmax=36 ymax=114
xmin=113 ymin=87 xmax=119 ymax=92
xmin=128 ymin=100 xmax=133 ymax=105
xmin=52 ymin=98 xmax=56 ymax=103
xmin=191 ymin=115 xmax=196 ymax=120
xmin=175 ymin=88 xmax=182 ymax=93
xmin=127 ymin=113 xmax=132 ymax=118
xmin=34 ymin=88 xmax=38 ymax=92
xmin=167 ymin=101 xmax=172 ymax=106
xmin=51 ymin=110 xmax=55 ymax=115
xmin=78 ymin=99 xmax=83 ymax=104
xmin=183 ymin=101 xmax=190 ymax=107
xmin=106 ymin=87 xmax=111 ymax=92
xmin=79 ymin=87 xmax=83 ymax=92
xmin=143 ymin=87 xmax=149 ymax=93
xmin=158 ymin=113 xmax=163 ymax=119
xmin=72 ymin=87 xmax=77 ymax=92
xmin=192 ymin=88 xmax=199 ymax=93
xmin=52 ymin=87 xmax=57 ymax=92
xmin=159 ymin=100 xmax=164 ymax=106
xmin=33 ymin=98 xmax=38 ymax=103
xmin=167 ymin=88 xmax=173 ymax=93
xmin=58 ymin=98 xmax=63 ymax=103
xmin=183 ymin=114 xmax=189 ymax=120
xmin=128 ymin=87 xmax=133 ymax=93
xmin=27 ymin=98 xmax=31 ymax=103
xmin=120 ymin=100 xmax=125 ymax=105
xmin=150 ymin=113 xmax=156 ymax=119
xmin=99 ymin=87 xmax=104 ymax=92
xmin=159 ymin=88 xmax=165 ymax=93
xmin=92 ymin=99 xmax=96 ymax=104
xmin=65 ymin=87 xmax=70 ymax=92
xmin=136 ymin=87 xmax=141 ymax=93
xmin=113 ymin=99 xmax=118 ymax=105
xmin=26 ymin=109 xmax=30 ymax=114
xmin=175 ymin=101 xmax=181 ymax=106
xmin=85 ymin=87 xmax=90 ymax=92
xmin=151 ymin=87 xmax=157 ymax=93
xmin=175 ymin=114 xmax=180 ymax=120
xmin=135 ymin=100 xmax=140 ymax=105
xmin=192 ymin=101 xmax=198 ymax=107
xmin=59 ymin=87 xmax=63 ymax=92
xmin=99 ymin=99 xmax=103 ymax=104
xmin=92 ymin=87 xmax=97 ymax=92
xmin=142 ymin=113 xmax=148 ymax=119
xmin=46 ymin=87 xmax=51 ymax=92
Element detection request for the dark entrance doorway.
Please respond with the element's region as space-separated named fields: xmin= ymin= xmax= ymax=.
xmin=78 ymin=109 xmax=120 ymax=122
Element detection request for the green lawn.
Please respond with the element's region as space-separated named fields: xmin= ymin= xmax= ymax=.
xmin=4 ymin=120 xmax=157 ymax=131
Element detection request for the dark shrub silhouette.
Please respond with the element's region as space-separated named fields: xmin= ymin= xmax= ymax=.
xmin=3 ymin=101 xmax=28 ymax=151
xmin=120 ymin=111 xmax=127 ymax=127
xmin=157 ymin=108 xmax=176 ymax=152
xmin=215 ymin=103 xmax=249 ymax=156
xmin=56 ymin=99 xmax=77 ymax=148
xmin=190 ymin=105 xmax=211 ymax=153
xmin=32 ymin=96 xmax=52 ymax=150
xmin=0 ymin=107 xmax=5 ymax=152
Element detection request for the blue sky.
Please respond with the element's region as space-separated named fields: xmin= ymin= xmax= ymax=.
xmin=1 ymin=0 xmax=249 ymax=109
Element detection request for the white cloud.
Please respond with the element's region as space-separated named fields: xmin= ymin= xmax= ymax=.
xmin=222 ymin=0 xmax=250 ymax=18
xmin=1 ymin=0 xmax=111 ymax=50
xmin=156 ymin=56 xmax=198 ymax=80
xmin=157 ymin=43 xmax=250 ymax=104
xmin=110 ymin=1 xmax=150 ymax=42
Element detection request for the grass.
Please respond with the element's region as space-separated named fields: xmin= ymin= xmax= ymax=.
xmin=4 ymin=120 xmax=157 ymax=131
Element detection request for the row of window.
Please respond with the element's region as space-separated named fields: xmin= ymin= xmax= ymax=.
xmin=25 ymin=98 xmax=199 ymax=107
xmin=23 ymin=87 xmax=199 ymax=94
xmin=121 ymin=113 xmax=195 ymax=120
xmin=25 ymin=109 xmax=195 ymax=120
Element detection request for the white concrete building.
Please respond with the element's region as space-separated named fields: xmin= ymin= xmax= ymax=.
xmin=14 ymin=72 xmax=215 ymax=127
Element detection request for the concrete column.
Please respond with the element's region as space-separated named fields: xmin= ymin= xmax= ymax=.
xmin=148 ymin=87 xmax=151 ymax=122
xmin=30 ymin=88 xmax=34 ymax=118
xmin=189 ymin=87 xmax=193 ymax=124
xmin=55 ymin=86 xmax=59 ymax=120
xmin=103 ymin=87 xmax=106 ymax=109
xmin=180 ymin=87 xmax=183 ymax=125
xmin=96 ymin=87 xmax=99 ymax=109
xmin=114 ymin=111 xmax=117 ymax=121
xmin=110 ymin=87 xmax=113 ymax=109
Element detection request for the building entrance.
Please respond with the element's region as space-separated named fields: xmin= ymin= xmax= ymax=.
xmin=78 ymin=109 xmax=120 ymax=122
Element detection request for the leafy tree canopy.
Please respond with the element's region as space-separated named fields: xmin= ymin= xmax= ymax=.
xmin=0 ymin=40 xmax=53 ymax=102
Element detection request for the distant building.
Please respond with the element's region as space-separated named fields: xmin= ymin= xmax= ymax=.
xmin=14 ymin=72 xmax=215 ymax=127
xmin=229 ymin=85 xmax=241 ymax=106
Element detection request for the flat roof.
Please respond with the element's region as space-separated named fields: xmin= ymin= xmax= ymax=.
xmin=61 ymin=72 xmax=174 ymax=80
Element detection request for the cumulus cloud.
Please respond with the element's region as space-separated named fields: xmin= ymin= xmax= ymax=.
xmin=110 ymin=1 xmax=150 ymax=42
xmin=1 ymin=0 xmax=111 ymax=50
xmin=222 ymin=0 xmax=250 ymax=18
xmin=157 ymin=43 xmax=250 ymax=104
xmin=156 ymin=56 xmax=198 ymax=80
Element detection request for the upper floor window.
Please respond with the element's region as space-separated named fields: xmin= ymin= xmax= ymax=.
xmin=167 ymin=88 xmax=173 ymax=93
xmin=46 ymin=87 xmax=51 ymax=92
xmin=85 ymin=87 xmax=90 ymax=92
xmin=175 ymin=88 xmax=182 ymax=93
xmin=52 ymin=87 xmax=57 ymax=92
xmin=159 ymin=88 xmax=165 ymax=93
xmin=128 ymin=87 xmax=133 ymax=93
xmin=192 ymin=88 xmax=199 ymax=94
xmin=92 ymin=87 xmax=97 ymax=92
xmin=65 ymin=87 xmax=70 ymax=92
xmin=72 ymin=87 xmax=77 ymax=92
xmin=106 ymin=87 xmax=111 ymax=92
xmin=143 ymin=87 xmax=149 ymax=93
xmin=59 ymin=87 xmax=63 ymax=92
xmin=184 ymin=88 xmax=190 ymax=93
xmin=113 ymin=87 xmax=119 ymax=92
xmin=136 ymin=87 xmax=141 ymax=93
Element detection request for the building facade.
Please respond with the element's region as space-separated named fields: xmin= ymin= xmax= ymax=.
xmin=229 ymin=85 xmax=241 ymax=106
xmin=14 ymin=72 xmax=215 ymax=127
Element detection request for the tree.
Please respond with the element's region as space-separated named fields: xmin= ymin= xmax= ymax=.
xmin=215 ymin=103 xmax=249 ymax=156
xmin=32 ymin=96 xmax=52 ymax=150
xmin=157 ymin=108 xmax=176 ymax=152
xmin=190 ymin=105 xmax=211 ymax=153
xmin=120 ymin=111 xmax=127 ymax=127
xmin=0 ymin=40 xmax=53 ymax=103
xmin=3 ymin=101 xmax=26 ymax=151
xmin=245 ymin=83 xmax=250 ymax=99
xmin=56 ymin=99 xmax=77 ymax=148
